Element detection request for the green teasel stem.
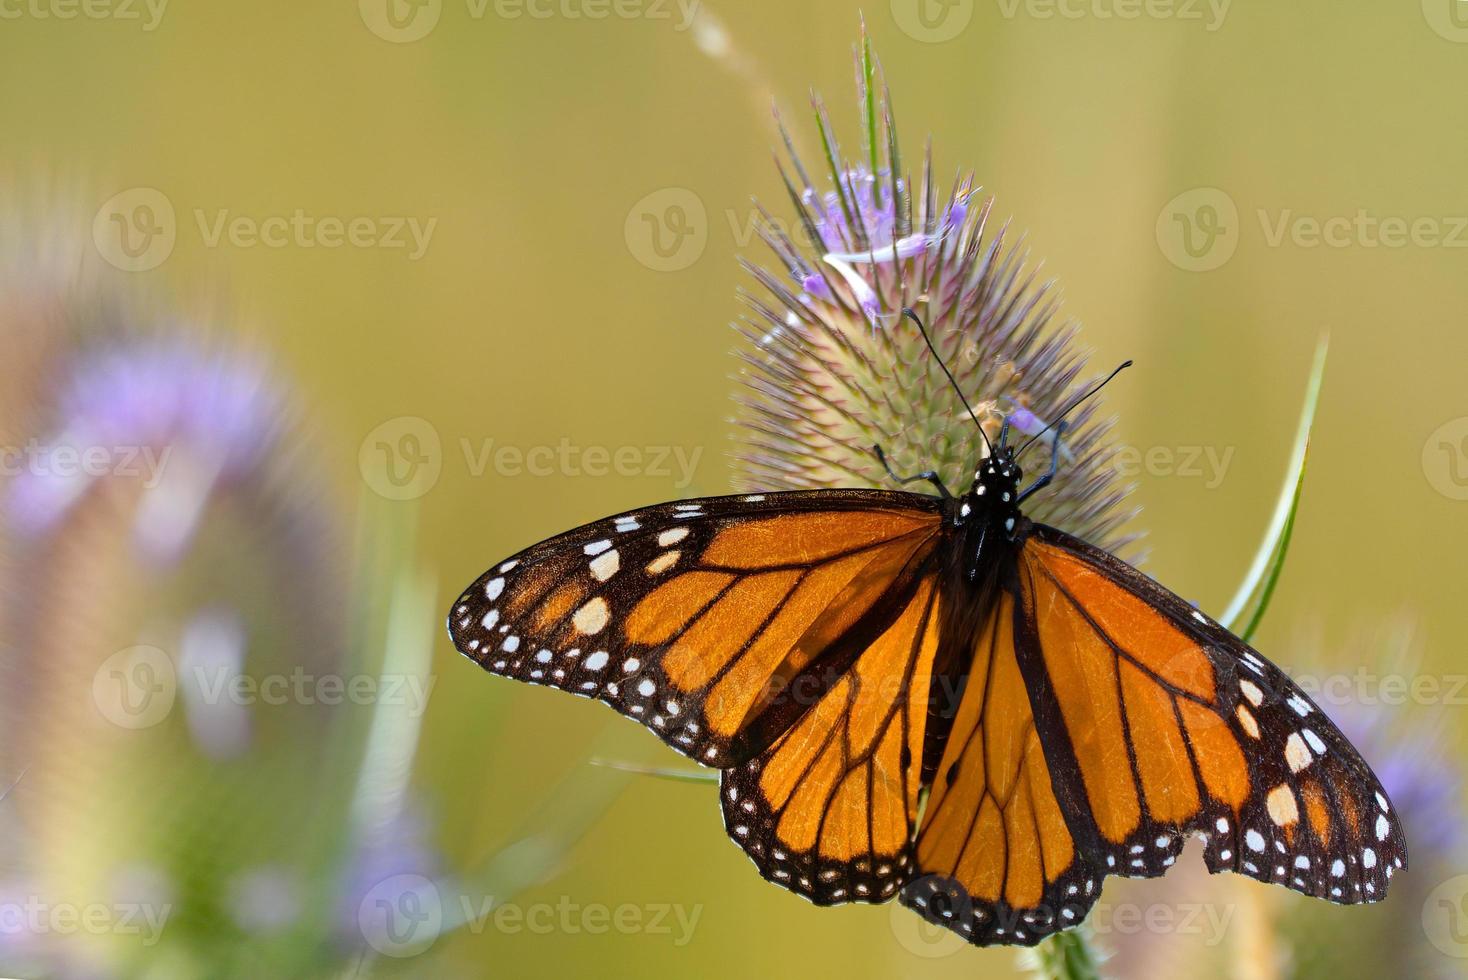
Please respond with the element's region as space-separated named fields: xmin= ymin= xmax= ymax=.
xmin=1026 ymin=927 xmax=1105 ymax=979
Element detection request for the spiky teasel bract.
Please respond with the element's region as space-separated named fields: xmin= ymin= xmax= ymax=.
xmin=731 ymin=32 xmax=1136 ymax=553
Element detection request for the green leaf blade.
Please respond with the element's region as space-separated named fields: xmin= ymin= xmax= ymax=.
xmin=1219 ymin=335 xmax=1329 ymax=635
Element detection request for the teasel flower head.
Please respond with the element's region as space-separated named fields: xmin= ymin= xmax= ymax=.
xmin=731 ymin=31 xmax=1136 ymax=551
xmin=0 ymin=287 xmax=349 ymax=972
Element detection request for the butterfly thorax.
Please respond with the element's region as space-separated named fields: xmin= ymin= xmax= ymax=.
xmin=946 ymin=447 xmax=1026 ymax=585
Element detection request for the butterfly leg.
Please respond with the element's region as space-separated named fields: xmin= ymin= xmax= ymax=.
xmin=1016 ymin=422 xmax=1067 ymax=505
xmin=872 ymin=444 xmax=953 ymax=499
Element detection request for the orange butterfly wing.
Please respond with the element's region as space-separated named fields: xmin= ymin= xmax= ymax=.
xmin=720 ymin=574 xmax=943 ymax=904
xmin=905 ymin=588 xmax=1098 ymax=945
xmin=447 ymin=490 xmax=941 ymax=770
xmin=900 ymin=521 xmax=1408 ymax=947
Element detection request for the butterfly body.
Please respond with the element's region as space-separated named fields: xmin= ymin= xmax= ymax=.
xmin=448 ymin=432 xmax=1406 ymax=948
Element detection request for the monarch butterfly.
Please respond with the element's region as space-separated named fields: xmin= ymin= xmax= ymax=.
xmin=446 ymin=311 xmax=1406 ymax=948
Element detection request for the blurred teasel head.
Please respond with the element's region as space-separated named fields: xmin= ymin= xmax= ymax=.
xmin=731 ymin=32 xmax=1136 ymax=553
xmin=0 ymin=245 xmax=350 ymax=972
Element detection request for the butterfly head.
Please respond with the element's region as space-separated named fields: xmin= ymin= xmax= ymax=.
xmin=970 ymin=446 xmax=1022 ymax=509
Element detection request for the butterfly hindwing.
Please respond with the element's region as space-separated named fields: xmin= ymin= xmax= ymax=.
xmin=720 ymin=574 xmax=942 ymax=906
xmin=447 ymin=489 xmax=942 ymax=769
xmin=902 ymin=589 xmax=1104 ymax=946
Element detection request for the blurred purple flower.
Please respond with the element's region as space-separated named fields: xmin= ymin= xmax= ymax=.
xmin=337 ymin=801 xmax=440 ymax=940
xmin=6 ymin=338 xmax=283 ymax=564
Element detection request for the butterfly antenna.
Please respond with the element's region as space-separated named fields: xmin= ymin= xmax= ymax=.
xmin=901 ymin=308 xmax=994 ymax=457
xmin=1016 ymin=359 xmax=1134 ymax=459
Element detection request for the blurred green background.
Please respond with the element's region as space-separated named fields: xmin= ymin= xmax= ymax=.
xmin=3 ymin=0 xmax=1468 ymax=976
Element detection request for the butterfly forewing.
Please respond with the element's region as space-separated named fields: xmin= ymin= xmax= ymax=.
xmin=447 ymin=489 xmax=943 ymax=769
